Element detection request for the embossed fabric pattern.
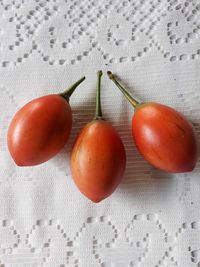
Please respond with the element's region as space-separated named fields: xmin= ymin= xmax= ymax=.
xmin=0 ymin=0 xmax=200 ymax=266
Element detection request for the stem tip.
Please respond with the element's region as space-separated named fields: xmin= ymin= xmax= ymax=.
xmin=59 ymin=76 xmax=86 ymax=101
xmin=107 ymin=71 xmax=113 ymax=79
xmin=107 ymin=71 xmax=140 ymax=109
xmin=97 ymin=70 xmax=103 ymax=77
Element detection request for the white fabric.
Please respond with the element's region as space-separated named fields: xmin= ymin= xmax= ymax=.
xmin=0 ymin=0 xmax=200 ymax=266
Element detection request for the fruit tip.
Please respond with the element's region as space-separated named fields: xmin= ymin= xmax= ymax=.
xmin=89 ymin=196 xmax=104 ymax=203
xmin=15 ymin=160 xmax=24 ymax=167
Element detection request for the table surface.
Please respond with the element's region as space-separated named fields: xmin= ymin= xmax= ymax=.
xmin=0 ymin=0 xmax=200 ymax=266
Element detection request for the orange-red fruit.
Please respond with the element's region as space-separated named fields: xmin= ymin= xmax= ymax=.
xmin=132 ymin=102 xmax=198 ymax=172
xmin=7 ymin=95 xmax=72 ymax=166
xmin=71 ymin=120 xmax=126 ymax=203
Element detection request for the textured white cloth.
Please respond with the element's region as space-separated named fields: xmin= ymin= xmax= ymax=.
xmin=0 ymin=0 xmax=200 ymax=266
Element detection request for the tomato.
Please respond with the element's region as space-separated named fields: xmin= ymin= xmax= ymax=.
xmin=108 ymin=71 xmax=198 ymax=172
xmin=71 ymin=120 xmax=126 ymax=202
xmin=133 ymin=103 xmax=198 ymax=172
xmin=70 ymin=71 xmax=126 ymax=202
xmin=7 ymin=77 xmax=85 ymax=166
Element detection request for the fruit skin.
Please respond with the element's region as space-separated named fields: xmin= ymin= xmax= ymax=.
xmin=71 ymin=120 xmax=126 ymax=203
xmin=132 ymin=102 xmax=198 ymax=172
xmin=7 ymin=95 xmax=72 ymax=166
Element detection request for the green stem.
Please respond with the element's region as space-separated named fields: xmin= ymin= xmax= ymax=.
xmin=107 ymin=71 xmax=140 ymax=109
xmin=59 ymin=76 xmax=85 ymax=102
xmin=95 ymin=70 xmax=103 ymax=119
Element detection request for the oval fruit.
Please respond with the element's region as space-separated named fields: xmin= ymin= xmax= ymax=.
xmin=108 ymin=71 xmax=198 ymax=172
xmin=133 ymin=103 xmax=198 ymax=172
xmin=71 ymin=120 xmax=126 ymax=202
xmin=7 ymin=77 xmax=85 ymax=166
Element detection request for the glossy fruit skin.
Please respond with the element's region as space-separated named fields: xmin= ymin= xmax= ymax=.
xmin=71 ymin=120 xmax=126 ymax=203
xmin=132 ymin=102 xmax=198 ymax=172
xmin=7 ymin=95 xmax=72 ymax=166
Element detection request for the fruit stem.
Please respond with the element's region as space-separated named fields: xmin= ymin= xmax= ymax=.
xmin=95 ymin=70 xmax=103 ymax=119
xmin=107 ymin=71 xmax=140 ymax=108
xmin=59 ymin=76 xmax=85 ymax=102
